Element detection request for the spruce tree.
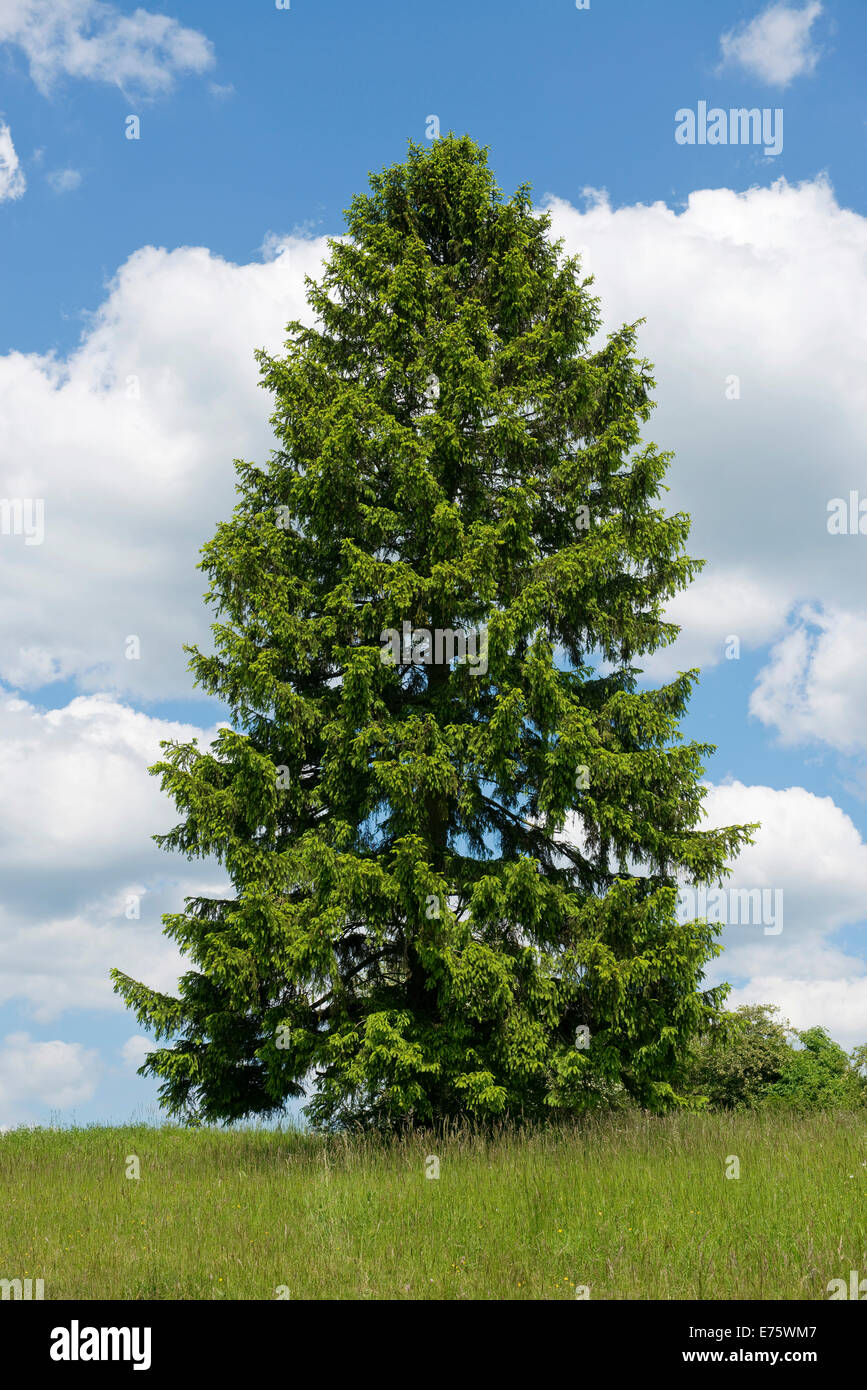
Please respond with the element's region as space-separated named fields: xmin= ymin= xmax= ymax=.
xmin=113 ymin=135 xmax=755 ymax=1129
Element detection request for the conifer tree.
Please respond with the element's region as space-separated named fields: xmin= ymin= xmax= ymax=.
xmin=113 ymin=135 xmax=755 ymax=1129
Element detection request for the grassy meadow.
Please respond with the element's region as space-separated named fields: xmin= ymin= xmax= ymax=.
xmin=2 ymin=1109 xmax=865 ymax=1300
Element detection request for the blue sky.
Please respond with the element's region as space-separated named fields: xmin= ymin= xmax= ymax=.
xmin=1 ymin=0 xmax=865 ymax=1127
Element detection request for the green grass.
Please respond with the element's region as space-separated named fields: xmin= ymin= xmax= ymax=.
xmin=2 ymin=1110 xmax=865 ymax=1299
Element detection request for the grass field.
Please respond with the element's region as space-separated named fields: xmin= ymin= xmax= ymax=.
xmin=2 ymin=1109 xmax=865 ymax=1300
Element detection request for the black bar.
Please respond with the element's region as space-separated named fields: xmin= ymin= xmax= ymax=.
xmin=8 ymin=1297 xmax=859 ymax=1375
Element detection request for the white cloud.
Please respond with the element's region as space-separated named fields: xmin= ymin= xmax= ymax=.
xmin=701 ymin=781 xmax=867 ymax=939
xmin=0 ymin=0 xmax=214 ymax=97
xmin=0 ymin=693 xmax=223 ymax=872
xmin=0 ymin=1032 xmax=99 ymax=1124
xmin=46 ymin=166 xmax=81 ymax=193
xmin=725 ymin=976 xmax=867 ymax=1049
xmin=120 ymin=1034 xmax=152 ymax=1069
xmin=749 ymin=606 xmax=867 ymax=753
xmin=260 ymin=229 xmax=294 ymax=261
xmin=558 ymin=778 xmax=867 ymax=1047
xmin=697 ymin=780 xmax=867 ymax=1047
xmin=0 ymin=119 xmax=26 ymax=201
xmin=0 ymin=693 xmax=230 ymax=1019
xmin=640 ymin=569 xmax=792 ymax=679
xmin=0 ymin=233 xmax=329 ymax=698
xmin=544 ymin=177 xmax=867 ymax=693
xmin=0 ymin=890 xmax=206 ymax=1021
xmin=719 ymin=2 xmax=824 ymax=88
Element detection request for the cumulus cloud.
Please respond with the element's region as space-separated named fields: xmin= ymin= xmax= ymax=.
xmin=640 ymin=569 xmax=792 ymax=679
xmin=719 ymin=2 xmax=824 ymax=88
xmin=725 ymin=976 xmax=867 ymax=1049
xmin=0 ymin=896 xmax=194 ymax=1021
xmin=0 ymin=693 xmax=222 ymax=876
xmin=544 ymin=177 xmax=867 ymax=695
xmin=0 ymin=1032 xmax=99 ymax=1124
xmin=697 ymin=781 xmax=867 ymax=1048
xmin=749 ymin=606 xmax=867 ymax=753
xmin=0 ymin=119 xmax=26 ymax=201
xmin=0 ymin=0 xmax=215 ymax=96
xmin=557 ymin=778 xmax=867 ymax=1047
xmin=0 ymin=692 xmax=229 ymax=1018
xmin=0 ymin=234 xmax=329 ymax=698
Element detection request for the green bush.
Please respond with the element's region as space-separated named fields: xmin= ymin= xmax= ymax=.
xmin=764 ymin=1026 xmax=864 ymax=1112
xmin=686 ymin=1004 xmax=789 ymax=1110
xmin=685 ymin=1005 xmax=867 ymax=1112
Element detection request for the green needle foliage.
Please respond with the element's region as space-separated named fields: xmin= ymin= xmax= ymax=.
xmin=113 ymin=135 xmax=756 ymax=1130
